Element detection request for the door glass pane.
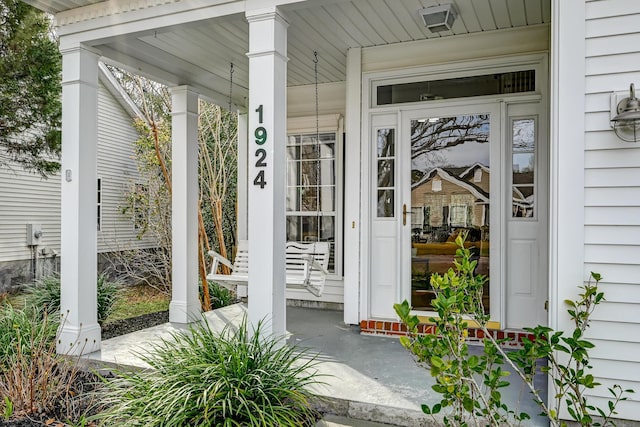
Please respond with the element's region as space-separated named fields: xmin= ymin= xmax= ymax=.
xmin=376 ymin=128 xmax=395 ymax=217
xmin=512 ymin=118 xmax=535 ymax=218
xmin=410 ymin=115 xmax=490 ymax=312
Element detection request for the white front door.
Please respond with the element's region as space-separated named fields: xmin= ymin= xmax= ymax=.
xmin=368 ymin=99 xmax=548 ymax=328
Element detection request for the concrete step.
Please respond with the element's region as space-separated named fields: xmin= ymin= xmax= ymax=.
xmin=317 ymin=414 xmax=400 ymax=427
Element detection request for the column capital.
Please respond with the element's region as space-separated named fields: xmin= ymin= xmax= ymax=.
xmin=59 ymin=41 xmax=102 ymax=57
xmin=246 ymin=7 xmax=288 ymax=60
xmin=170 ymin=86 xmax=199 ymax=116
xmin=61 ymin=44 xmax=100 ymax=87
xmin=245 ymin=6 xmax=289 ymax=26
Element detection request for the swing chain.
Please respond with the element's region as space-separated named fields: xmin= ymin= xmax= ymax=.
xmin=313 ymin=51 xmax=321 ymax=243
xmin=228 ymin=62 xmax=234 ymax=113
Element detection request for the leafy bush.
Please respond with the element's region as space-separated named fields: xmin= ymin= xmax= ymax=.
xmin=202 ymin=280 xmax=236 ymax=310
xmin=95 ymin=318 xmax=320 ymax=426
xmin=23 ymin=273 xmax=118 ymax=324
xmin=0 ymin=305 xmax=100 ymax=424
xmin=394 ymin=234 xmax=633 ymax=427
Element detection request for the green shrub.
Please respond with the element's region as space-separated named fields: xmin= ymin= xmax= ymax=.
xmin=23 ymin=273 xmax=118 ymax=324
xmin=395 ymin=234 xmax=633 ymax=427
xmin=0 ymin=305 xmax=101 ymax=424
xmin=0 ymin=304 xmax=58 ymax=368
xmin=95 ymin=318 xmax=320 ymax=426
xmin=202 ymin=280 xmax=236 ymax=310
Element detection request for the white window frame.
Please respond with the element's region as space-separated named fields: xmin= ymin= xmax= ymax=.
xmin=287 ymin=114 xmax=344 ymax=278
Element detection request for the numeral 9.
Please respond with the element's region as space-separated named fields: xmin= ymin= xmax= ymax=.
xmin=255 ymin=126 xmax=267 ymax=145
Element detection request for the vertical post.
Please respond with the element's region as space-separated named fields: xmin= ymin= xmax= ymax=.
xmin=344 ymin=47 xmax=362 ymax=325
xmin=246 ymin=8 xmax=288 ymax=338
xmin=169 ymin=86 xmax=201 ymax=324
xmin=237 ymin=112 xmax=249 ymax=241
xmin=58 ymin=44 xmax=101 ymax=355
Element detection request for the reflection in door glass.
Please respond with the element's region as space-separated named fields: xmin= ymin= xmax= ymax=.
xmin=512 ymin=118 xmax=535 ymax=217
xmin=376 ymin=129 xmax=395 ymax=217
xmin=410 ymin=115 xmax=490 ymax=313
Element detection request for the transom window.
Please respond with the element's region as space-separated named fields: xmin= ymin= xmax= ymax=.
xmin=375 ymin=70 xmax=535 ymax=106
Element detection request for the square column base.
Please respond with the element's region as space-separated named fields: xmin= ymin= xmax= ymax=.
xmin=169 ymin=300 xmax=201 ymax=324
xmin=57 ymin=322 xmax=101 ymax=356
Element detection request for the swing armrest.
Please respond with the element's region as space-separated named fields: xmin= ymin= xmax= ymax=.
xmin=301 ymin=254 xmax=329 ymax=275
xmin=208 ymin=250 xmax=234 ymax=275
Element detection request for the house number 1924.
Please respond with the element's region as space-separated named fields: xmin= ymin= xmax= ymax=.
xmin=253 ymin=104 xmax=267 ymax=189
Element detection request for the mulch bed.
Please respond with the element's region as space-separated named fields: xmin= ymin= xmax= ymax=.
xmin=101 ymin=310 xmax=169 ymax=340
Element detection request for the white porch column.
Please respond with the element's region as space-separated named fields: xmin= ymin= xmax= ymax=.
xmin=169 ymin=86 xmax=201 ymax=324
xmin=343 ymin=47 xmax=362 ymax=325
xmin=58 ymin=44 xmax=101 ymax=355
xmin=246 ymin=8 xmax=288 ymax=338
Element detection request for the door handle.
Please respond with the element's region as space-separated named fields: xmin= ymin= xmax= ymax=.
xmin=403 ymin=204 xmax=411 ymax=226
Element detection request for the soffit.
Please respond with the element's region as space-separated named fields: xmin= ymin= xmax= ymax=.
xmin=25 ymin=0 xmax=550 ymax=103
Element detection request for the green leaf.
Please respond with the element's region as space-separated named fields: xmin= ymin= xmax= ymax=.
xmin=399 ymin=336 xmax=411 ymax=349
xmin=462 ymin=397 xmax=474 ymax=412
xmin=430 ymin=355 xmax=445 ymax=368
xmin=467 ymin=355 xmax=479 ymax=369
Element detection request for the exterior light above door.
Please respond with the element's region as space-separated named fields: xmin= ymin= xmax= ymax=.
xmin=418 ymin=3 xmax=457 ymax=33
xmin=611 ymin=83 xmax=640 ymax=142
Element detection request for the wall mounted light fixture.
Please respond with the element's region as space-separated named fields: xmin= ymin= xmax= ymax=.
xmin=611 ymin=83 xmax=640 ymax=142
xmin=418 ymin=4 xmax=457 ymax=33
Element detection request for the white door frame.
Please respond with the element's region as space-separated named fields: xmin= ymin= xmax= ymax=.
xmin=360 ymin=53 xmax=549 ymax=324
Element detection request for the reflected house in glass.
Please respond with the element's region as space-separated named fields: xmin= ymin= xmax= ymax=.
xmin=410 ymin=166 xmax=489 ymax=240
xmin=409 ymin=164 xmax=490 ymax=311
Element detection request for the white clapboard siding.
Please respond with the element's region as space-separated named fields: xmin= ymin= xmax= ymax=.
xmin=583 ymin=1 xmax=640 ymax=418
xmin=0 ymin=78 xmax=157 ymax=264
xmin=96 ymin=83 xmax=157 ymax=253
xmin=0 ymin=167 xmax=61 ymax=262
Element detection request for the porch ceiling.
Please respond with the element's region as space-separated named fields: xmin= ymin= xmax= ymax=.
xmin=27 ymin=0 xmax=550 ymax=107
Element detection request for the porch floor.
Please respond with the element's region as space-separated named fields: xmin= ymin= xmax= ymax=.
xmin=85 ymin=303 xmax=548 ymax=427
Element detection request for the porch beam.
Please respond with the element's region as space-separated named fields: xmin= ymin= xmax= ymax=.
xmin=57 ymin=44 xmax=101 ymax=356
xmin=246 ymin=7 xmax=288 ymax=338
xmin=169 ymin=86 xmax=201 ymax=324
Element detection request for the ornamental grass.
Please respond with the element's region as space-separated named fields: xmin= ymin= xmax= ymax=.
xmin=95 ymin=318 xmax=320 ymax=426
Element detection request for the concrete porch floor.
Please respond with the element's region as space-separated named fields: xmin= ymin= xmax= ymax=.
xmin=85 ymin=303 xmax=549 ymax=427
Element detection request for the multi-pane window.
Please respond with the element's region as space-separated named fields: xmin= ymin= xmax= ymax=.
xmin=286 ymin=132 xmax=337 ymax=273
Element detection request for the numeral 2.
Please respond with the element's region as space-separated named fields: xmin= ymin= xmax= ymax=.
xmin=255 ymin=148 xmax=267 ymax=167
